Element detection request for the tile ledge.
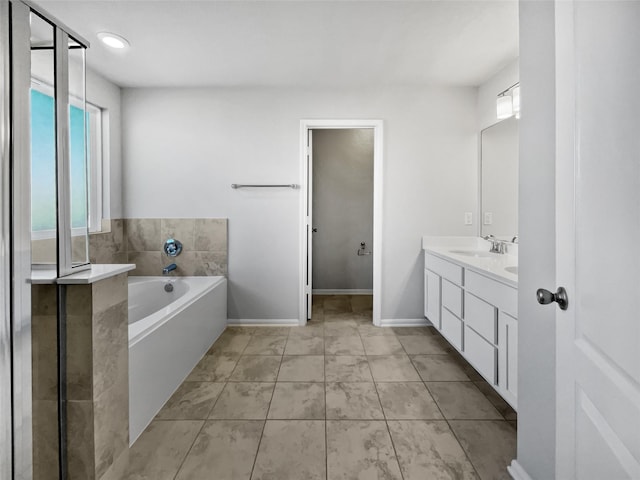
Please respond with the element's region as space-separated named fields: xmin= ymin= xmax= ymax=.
xmin=31 ymin=264 xmax=135 ymax=285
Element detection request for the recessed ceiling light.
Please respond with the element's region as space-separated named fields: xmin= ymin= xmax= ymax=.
xmin=97 ymin=32 xmax=130 ymax=49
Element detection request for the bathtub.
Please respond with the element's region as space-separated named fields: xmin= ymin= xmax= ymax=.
xmin=128 ymin=276 xmax=227 ymax=444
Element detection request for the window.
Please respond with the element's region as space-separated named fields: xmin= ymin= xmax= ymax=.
xmin=30 ymin=80 xmax=102 ymax=239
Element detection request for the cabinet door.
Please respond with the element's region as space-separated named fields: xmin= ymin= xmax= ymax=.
xmin=498 ymin=312 xmax=517 ymax=409
xmin=424 ymin=269 xmax=441 ymax=330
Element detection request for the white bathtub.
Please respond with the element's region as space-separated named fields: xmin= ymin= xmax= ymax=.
xmin=128 ymin=276 xmax=227 ymax=444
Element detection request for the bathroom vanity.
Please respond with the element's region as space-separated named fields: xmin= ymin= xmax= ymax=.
xmin=422 ymin=236 xmax=518 ymax=409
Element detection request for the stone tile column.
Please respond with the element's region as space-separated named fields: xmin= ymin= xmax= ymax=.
xmin=32 ymin=271 xmax=129 ymax=480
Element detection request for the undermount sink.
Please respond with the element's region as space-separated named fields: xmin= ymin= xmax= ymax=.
xmin=449 ymin=249 xmax=496 ymax=258
xmin=505 ymin=266 xmax=518 ymax=275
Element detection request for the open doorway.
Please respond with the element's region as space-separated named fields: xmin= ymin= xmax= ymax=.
xmin=299 ymin=120 xmax=383 ymax=326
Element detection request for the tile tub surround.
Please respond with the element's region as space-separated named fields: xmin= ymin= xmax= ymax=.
xmin=119 ymin=294 xmax=517 ymax=479
xmin=31 ymin=273 xmax=130 ymax=480
xmin=88 ymin=218 xmax=228 ymax=277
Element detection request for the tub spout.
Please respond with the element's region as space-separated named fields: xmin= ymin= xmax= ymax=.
xmin=162 ymin=263 xmax=177 ymax=275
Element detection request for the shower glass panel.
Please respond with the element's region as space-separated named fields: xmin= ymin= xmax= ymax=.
xmin=30 ymin=12 xmax=57 ymax=265
xmin=68 ymin=39 xmax=89 ymax=266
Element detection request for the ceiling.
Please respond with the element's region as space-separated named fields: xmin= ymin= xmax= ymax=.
xmin=33 ymin=0 xmax=519 ymax=89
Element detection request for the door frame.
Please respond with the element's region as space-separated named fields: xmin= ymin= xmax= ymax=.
xmin=299 ymin=119 xmax=383 ymax=326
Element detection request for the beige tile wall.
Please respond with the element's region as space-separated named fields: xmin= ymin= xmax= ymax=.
xmin=31 ymin=273 xmax=129 ymax=480
xmin=89 ymin=218 xmax=227 ymax=277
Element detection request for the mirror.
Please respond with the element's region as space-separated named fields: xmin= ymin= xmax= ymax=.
xmin=480 ymin=117 xmax=518 ymax=239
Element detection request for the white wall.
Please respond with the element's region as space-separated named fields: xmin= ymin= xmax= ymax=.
xmin=312 ymin=128 xmax=373 ymax=291
xmin=516 ymin=1 xmax=556 ymax=478
xmin=86 ymin=67 xmax=123 ymax=219
xmin=121 ymin=86 xmax=478 ymax=321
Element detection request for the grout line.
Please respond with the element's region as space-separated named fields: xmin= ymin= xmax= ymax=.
xmin=248 ymin=334 xmax=285 ymax=479
xmin=170 ymin=416 xmax=210 ymax=480
xmin=446 ymin=418 xmax=483 ymax=479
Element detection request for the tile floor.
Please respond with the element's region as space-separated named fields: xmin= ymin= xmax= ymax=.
xmin=122 ymin=295 xmax=516 ymax=480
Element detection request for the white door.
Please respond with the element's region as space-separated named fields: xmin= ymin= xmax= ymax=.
xmin=306 ymin=129 xmax=313 ymax=320
xmin=554 ymin=1 xmax=640 ymax=478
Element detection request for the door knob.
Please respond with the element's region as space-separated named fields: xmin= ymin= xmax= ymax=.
xmin=312 ymin=228 xmax=318 ymax=233
xmin=536 ymin=287 xmax=568 ymax=310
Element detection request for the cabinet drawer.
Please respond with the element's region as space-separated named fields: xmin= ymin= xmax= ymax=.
xmin=464 ymin=292 xmax=497 ymax=343
xmin=464 ymin=325 xmax=497 ymax=384
xmin=442 ymin=280 xmax=463 ymax=318
xmin=425 ymin=253 xmax=463 ymax=286
xmin=441 ymin=308 xmax=463 ymax=351
xmin=465 ymin=270 xmax=517 ymax=317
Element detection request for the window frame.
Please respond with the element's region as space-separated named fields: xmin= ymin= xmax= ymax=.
xmin=30 ymin=76 xmax=103 ymax=238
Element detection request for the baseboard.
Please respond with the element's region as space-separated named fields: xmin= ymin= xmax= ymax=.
xmin=312 ymin=289 xmax=373 ymax=295
xmin=507 ymin=460 xmax=533 ymax=480
xmin=227 ymin=318 xmax=300 ymax=326
xmin=379 ymin=318 xmax=432 ymax=327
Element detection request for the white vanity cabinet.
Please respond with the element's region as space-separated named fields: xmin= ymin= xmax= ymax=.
xmin=424 ymin=250 xmax=518 ymax=410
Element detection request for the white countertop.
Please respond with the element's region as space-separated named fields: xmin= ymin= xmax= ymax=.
xmin=31 ymin=264 xmax=136 ymax=285
xmin=422 ymin=236 xmax=518 ymax=287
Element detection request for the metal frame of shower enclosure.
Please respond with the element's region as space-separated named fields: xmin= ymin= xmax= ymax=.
xmin=1 ymin=1 xmax=91 ymax=478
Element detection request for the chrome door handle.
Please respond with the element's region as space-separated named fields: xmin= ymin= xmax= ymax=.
xmin=536 ymin=287 xmax=568 ymax=311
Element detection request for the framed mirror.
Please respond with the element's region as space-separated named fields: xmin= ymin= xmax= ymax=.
xmin=480 ymin=117 xmax=519 ymax=239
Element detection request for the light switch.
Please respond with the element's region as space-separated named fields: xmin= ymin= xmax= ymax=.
xmin=483 ymin=212 xmax=493 ymax=225
xmin=464 ymin=212 xmax=473 ymax=225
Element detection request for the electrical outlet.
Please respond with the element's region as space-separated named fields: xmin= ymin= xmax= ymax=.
xmin=464 ymin=212 xmax=473 ymax=225
xmin=483 ymin=212 xmax=493 ymax=225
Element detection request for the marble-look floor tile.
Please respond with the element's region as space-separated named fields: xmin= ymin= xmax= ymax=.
xmin=397 ymin=335 xmax=452 ymax=355
xmin=289 ymin=324 xmax=324 ymax=338
xmin=208 ymin=333 xmax=252 ymax=354
xmin=323 ymin=297 xmax=352 ymax=313
xmin=268 ymin=383 xmax=325 ymax=419
xmin=156 ymin=382 xmax=225 ymax=420
xmin=252 ymin=326 xmax=292 ymax=336
xmin=449 ymin=420 xmax=516 ymax=480
xmin=376 ymin=382 xmax=443 ymax=420
xmin=277 ymin=355 xmax=324 ymax=382
xmin=426 ymin=382 xmax=503 ymax=420
xmin=324 ymin=336 xmax=365 ymax=356
xmin=209 ymin=383 xmax=275 ymax=420
xmin=252 ymin=420 xmax=326 ymax=480
xmin=122 ymin=420 xmax=204 ymax=480
xmin=226 ymin=326 xmax=259 ymax=335
xmin=326 ymin=383 xmax=384 ymax=420
xmin=411 ymin=354 xmax=470 ymax=382
xmin=325 ymin=356 xmax=373 ymax=382
xmin=362 ymin=335 xmax=405 ymax=355
xmin=327 ymin=420 xmax=402 ymax=480
xmin=392 ymin=326 xmax=436 ymax=336
xmin=229 ymin=356 xmax=282 ymax=382
xmin=473 ymin=382 xmax=517 ymax=421
xmin=284 ymin=335 xmax=324 ymax=355
xmin=323 ymin=313 xmax=361 ymax=324
xmin=176 ymin=420 xmax=264 ymax=480
xmin=358 ymin=324 xmax=396 ymax=337
xmin=324 ymin=323 xmax=360 ymax=337
xmin=388 ymin=420 xmax=478 ymax=480
xmin=350 ymin=295 xmax=373 ymax=312
xmin=368 ymin=355 xmax=421 ymax=382
xmin=243 ymin=335 xmax=288 ymax=355
xmin=186 ymin=353 xmax=240 ymax=382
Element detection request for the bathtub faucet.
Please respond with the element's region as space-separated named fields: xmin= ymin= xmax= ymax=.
xmin=162 ymin=263 xmax=177 ymax=275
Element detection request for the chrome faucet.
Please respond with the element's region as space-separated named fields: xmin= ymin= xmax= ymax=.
xmin=162 ymin=263 xmax=177 ymax=275
xmin=482 ymin=235 xmax=506 ymax=254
